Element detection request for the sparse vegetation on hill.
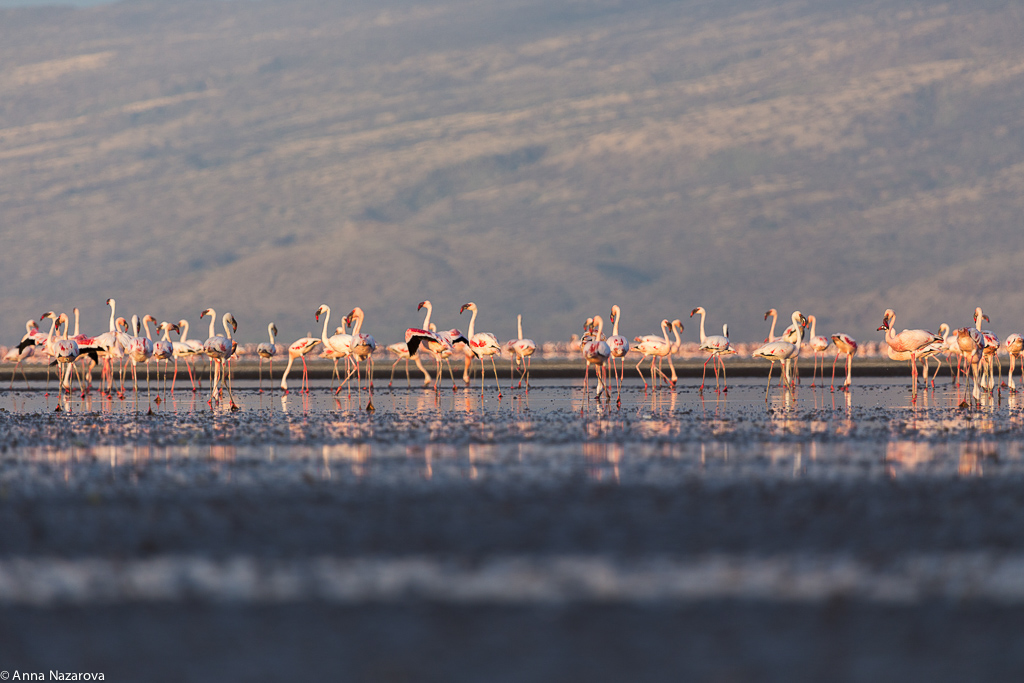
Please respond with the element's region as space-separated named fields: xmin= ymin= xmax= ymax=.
xmin=1 ymin=0 xmax=1023 ymax=346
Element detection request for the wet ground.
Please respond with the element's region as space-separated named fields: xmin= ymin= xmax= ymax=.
xmin=2 ymin=374 xmax=1024 ymax=681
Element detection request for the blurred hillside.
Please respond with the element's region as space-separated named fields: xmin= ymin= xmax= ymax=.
xmin=1 ymin=0 xmax=1023 ymax=346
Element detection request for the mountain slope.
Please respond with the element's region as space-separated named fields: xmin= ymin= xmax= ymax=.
xmin=1 ymin=0 xmax=1023 ymax=346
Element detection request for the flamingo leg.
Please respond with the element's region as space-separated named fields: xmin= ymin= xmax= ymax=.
xmin=700 ymin=356 xmax=711 ymax=393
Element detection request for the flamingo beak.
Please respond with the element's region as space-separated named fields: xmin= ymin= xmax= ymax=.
xmin=764 ymin=311 xmax=771 ymax=320
xmin=417 ymin=302 xmax=426 ymax=311
xmin=983 ymin=314 xmax=990 ymax=323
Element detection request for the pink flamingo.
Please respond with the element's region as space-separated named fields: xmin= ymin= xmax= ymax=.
xmin=878 ymin=309 xmax=943 ymax=395
xmin=386 ymin=341 xmax=432 ymax=387
xmin=315 ymin=305 xmax=354 ymax=389
xmin=829 ymin=333 xmax=858 ymax=391
xmin=280 ymin=336 xmax=321 ymax=394
xmin=405 ymin=301 xmax=469 ymax=391
xmin=7 ymin=319 xmax=42 ymax=388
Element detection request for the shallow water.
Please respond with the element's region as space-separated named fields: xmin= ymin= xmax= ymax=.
xmin=3 ymin=377 xmax=1023 ymax=487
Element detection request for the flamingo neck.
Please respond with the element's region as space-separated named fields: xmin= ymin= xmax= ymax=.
xmin=610 ymin=307 xmax=620 ymax=336
xmin=421 ymin=302 xmax=432 ymax=329
xmin=518 ymin=315 xmax=524 ymax=340
xmin=221 ymin=314 xmax=233 ymax=340
xmin=179 ymin=321 xmax=190 ymax=342
xmin=808 ymin=315 xmax=817 ymax=339
xmin=351 ymin=312 xmax=363 ymax=337
xmin=268 ymin=324 xmax=276 ymax=344
xmin=319 ymin=306 xmax=331 ymax=344
xmin=661 ymin=320 xmax=669 ymax=343
xmin=697 ymin=309 xmax=707 ymax=343
xmin=766 ymin=311 xmax=778 ymax=341
xmin=593 ymin=316 xmax=604 ymax=338
xmin=73 ymin=309 xmax=80 ymax=337
xmin=467 ymin=307 xmax=478 ymax=339
xmin=142 ymin=317 xmax=154 ymax=340
xmin=108 ymin=300 xmax=116 ymax=333
xmin=790 ymin=314 xmax=804 ymax=348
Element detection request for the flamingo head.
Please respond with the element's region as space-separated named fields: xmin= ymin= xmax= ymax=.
xmin=609 ymin=308 xmax=616 ymax=324
xmin=171 ymin=323 xmax=181 ymax=334
xmin=105 ymin=298 xmax=114 ymax=307
xmin=417 ymin=300 xmax=430 ymax=311
xmin=344 ymin=314 xmax=353 ymax=328
xmin=690 ymin=307 xmax=703 ymax=318
xmin=270 ymin=323 xmax=278 ymax=337
xmin=315 ymin=305 xmax=327 ymax=322
xmin=40 ymin=311 xmax=56 ymax=321
xmin=143 ymin=314 xmax=156 ymax=325
xmin=115 ymin=317 xmax=128 ymax=332
xmin=200 ymin=308 xmax=214 ymax=320
xmin=460 ymin=302 xmax=476 ymax=315
xmin=673 ymin=320 xmax=684 ymax=332
xmin=228 ymin=314 xmax=238 ymax=333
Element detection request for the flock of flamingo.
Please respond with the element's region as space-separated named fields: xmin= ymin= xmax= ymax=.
xmin=3 ymin=296 xmax=1022 ymax=407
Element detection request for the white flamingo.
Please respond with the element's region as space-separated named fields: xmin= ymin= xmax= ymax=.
xmin=171 ymin=318 xmax=205 ymax=392
xmin=342 ymin=307 xmax=376 ymax=392
xmin=633 ymin=319 xmax=674 ymax=390
xmin=1005 ymin=333 xmax=1023 ymax=392
xmin=201 ymin=308 xmax=237 ymax=407
xmin=690 ymin=306 xmax=734 ymax=393
xmin=805 ymin=315 xmax=830 ymax=387
xmin=752 ymin=311 xmax=807 ymax=396
xmin=606 ymin=305 xmax=629 ymax=391
xmin=315 ymin=305 xmax=354 ymax=389
xmin=507 ymin=314 xmax=537 ymax=389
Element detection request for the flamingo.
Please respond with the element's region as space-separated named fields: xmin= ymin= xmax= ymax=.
xmin=386 ymin=341 xmax=432 ymax=387
xmin=920 ymin=323 xmax=949 ymax=387
xmin=752 ymin=311 xmax=807 ymax=396
xmin=1005 ymin=333 xmax=1023 ymax=392
xmin=460 ymin=302 xmax=502 ymax=397
xmin=763 ymin=308 xmax=805 ymax=384
xmin=89 ymin=298 xmax=127 ymax=395
xmin=256 ymin=323 xmax=278 ymax=392
xmin=7 ymin=319 xmax=42 ymax=388
xmin=170 ymin=318 xmax=205 ymax=392
xmin=829 ymin=333 xmax=858 ymax=391
xmin=315 ymin=305 xmax=354 ymax=390
xmin=878 ymin=309 xmax=943 ymax=395
xmin=48 ymin=313 xmax=84 ymax=393
xmin=581 ymin=316 xmax=611 ymax=398
xmin=606 ymin=305 xmax=629 ymax=391
xmin=805 ymin=315 xmax=830 ymax=387
xmin=954 ymin=327 xmax=984 ymax=401
xmin=633 ymin=319 xmax=674 ymax=390
xmin=405 ymin=301 xmax=469 ymax=391
xmin=201 ymin=308 xmax=237 ymax=407
xmin=973 ymin=307 xmax=1000 ymax=391
xmin=125 ymin=314 xmax=155 ymax=398
xmin=280 ymin=335 xmax=322 ymax=394
xmin=690 ymin=306 xmax=734 ymax=392
xmin=342 ymin=307 xmax=376 ymax=392
xmin=148 ymin=318 xmax=177 ymax=394
xmin=507 ymin=314 xmax=537 ymax=389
